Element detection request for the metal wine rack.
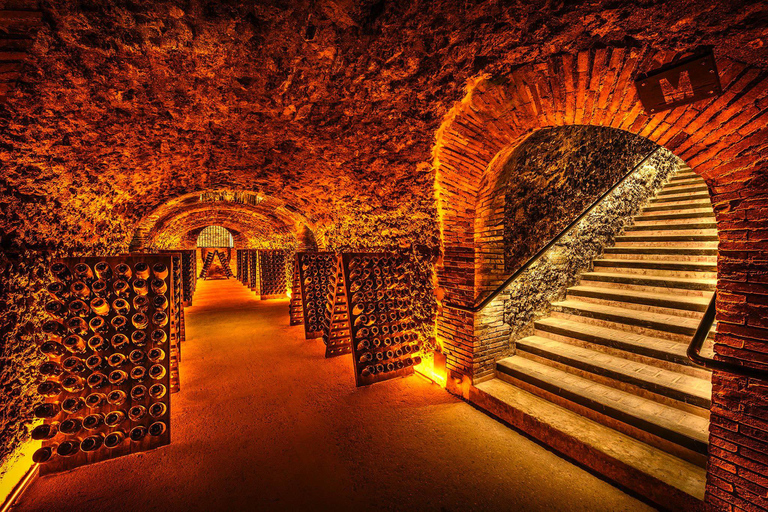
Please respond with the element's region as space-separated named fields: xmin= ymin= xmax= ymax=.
xmin=34 ymin=256 xmax=173 ymax=474
xmin=289 ymin=256 xmax=304 ymax=326
xmin=338 ymin=253 xmax=423 ymax=386
xmin=297 ymin=252 xmax=337 ymax=339
xmin=258 ymin=250 xmax=287 ymax=298
xmin=324 ymin=255 xmax=353 ymax=358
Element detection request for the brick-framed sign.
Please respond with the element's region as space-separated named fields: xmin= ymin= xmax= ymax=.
xmin=635 ymin=51 xmax=721 ymax=114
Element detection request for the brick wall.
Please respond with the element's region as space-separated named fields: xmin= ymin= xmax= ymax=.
xmin=434 ymin=45 xmax=768 ymax=510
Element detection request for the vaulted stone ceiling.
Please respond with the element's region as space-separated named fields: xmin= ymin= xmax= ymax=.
xmin=1 ymin=0 xmax=766 ymax=252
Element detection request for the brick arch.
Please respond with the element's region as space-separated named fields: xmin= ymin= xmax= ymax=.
xmin=434 ymin=45 xmax=768 ymax=511
xmin=131 ymin=189 xmax=318 ymax=251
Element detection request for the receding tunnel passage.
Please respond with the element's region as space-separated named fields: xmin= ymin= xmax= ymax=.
xmin=1 ymin=3 xmax=767 ymax=512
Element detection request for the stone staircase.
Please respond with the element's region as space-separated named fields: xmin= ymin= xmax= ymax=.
xmin=472 ymin=164 xmax=715 ymax=511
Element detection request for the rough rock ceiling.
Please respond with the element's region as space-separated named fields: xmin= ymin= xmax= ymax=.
xmin=1 ymin=0 xmax=767 ymax=251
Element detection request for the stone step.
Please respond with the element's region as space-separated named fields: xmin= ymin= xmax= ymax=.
xmin=581 ymin=271 xmax=716 ymax=292
xmin=605 ymin=246 xmax=718 ymax=259
xmin=551 ymin=300 xmax=708 ymax=342
xmin=471 ymin=379 xmax=706 ymax=510
xmin=496 ymin=354 xmax=710 ymax=451
xmin=635 ymin=211 xmax=715 ymax=222
xmin=657 ymin=184 xmax=709 ymax=196
xmin=650 ymin=191 xmax=711 ymax=204
xmin=627 ymin=220 xmax=717 ymax=231
xmin=667 ymin=176 xmax=706 ymax=187
xmin=567 ymin=285 xmax=711 ymax=313
xmin=615 ymin=233 xmax=719 ymax=243
xmin=533 ymin=317 xmax=708 ymax=379
xmin=592 ymin=259 xmax=717 ymax=273
xmin=641 ymin=199 xmax=713 ymax=211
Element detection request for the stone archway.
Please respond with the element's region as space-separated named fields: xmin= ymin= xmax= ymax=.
xmin=433 ymin=46 xmax=768 ymax=511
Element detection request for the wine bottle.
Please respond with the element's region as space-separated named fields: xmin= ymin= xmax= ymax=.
xmin=32 ymin=446 xmax=56 ymax=464
xmin=61 ymin=375 xmax=85 ymax=393
xmin=131 ymin=330 xmax=147 ymax=347
xmin=82 ymin=413 xmax=104 ymax=430
xmin=108 ymin=369 xmax=128 ymax=386
xmin=40 ymin=341 xmax=67 ymax=357
xmin=46 ymin=282 xmax=67 ymax=301
xmin=63 ymin=334 xmax=87 ymax=354
xmin=56 ymin=440 xmax=80 ymax=457
xmin=127 ymin=405 xmax=146 ymax=422
xmin=86 ymin=372 xmax=108 ymax=389
xmin=33 ymin=402 xmax=60 ymax=419
xmin=69 ymin=281 xmax=90 ymax=299
xmin=112 ymin=279 xmax=130 ymax=297
xmin=132 ymin=279 xmax=148 ymax=296
xmin=104 ymin=410 xmax=126 ymax=428
xmin=31 ymin=423 xmax=59 ymax=440
xmin=133 ymin=295 xmax=149 ymax=312
xmin=91 ymin=279 xmax=108 ymax=297
xmin=62 ymin=356 xmax=86 ymax=374
xmin=134 ymin=262 xmax=150 ymax=280
xmin=114 ymin=263 xmax=132 ymax=280
xmin=130 ymin=385 xmax=147 ymax=401
xmin=42 ymin=320 xmax=67 ymax=342
xmin=152 ymin=312 xmax=168 ymax=330
xmin=148 ymin=364 xmax=166 ymax=380
xmin=66 ymin=317 xmax=89 ymax=337
xmin=151 ymin=262 xmax=168 ymax=280
xmin=129 ymin=425 xmax=148 ymax=442
xmin=152 ymin=295 xmax=168 ymax=310
xmin=88 ymin=315 xmax=108 ymax=334
xmin=50 ymin=262 xmax=72 ymax=283
xmin=87 ymin=334 xmax=108 ymax=352
xmin=59 ymin=417 xmax=83 ymax=434
xmin=150 ymin=329 xmax=167 ymax=345
xmin=104 ymin=430 xmax=125 ymax=449
xmin=148 ymin=348 xmax=165 ymax=362
xmin=108 ymin=353 xmax=127 ymax=368
xmin=148 ymin=421 xmax=167 ymax=437
xmin=85 ymin=392 xmax=106 ymax=409
xmin=132 ymin=312 xmax=149 ymax=330
xmin=38 ymin=361 xmax=63 ymax=378
xmin=150 ymin=278 xmax=167 ymax=295
xmin=149 ymin=402 xmax=167 ymax=418
xmin=94 ymin=261 xmax=112 ymax=280
xmin=358 ymin=352 xmax=373 ymax=363
xmin=37 ymin=380 xmax=62 ymax=398
xmin=112 ymin=298 xmax=130 ymax=316
xmin=130 ymin=366 xmax=146 ymax=381
xmin=111 ymin=333 xmax=129 ymax=350
xmin=81 ymin=434 xmax=104 ymax=452
xmin=44 ymin=300 xmax=66 ymax=320
xmin=107 ymin=389 xmax=127 ymax=406
xmin=73 ymin=262 xmax=93 ymax=281
xmin=148 ymin=383 xmax=166 ymax=399
xmin=129 ymin=349 xmax=146 ymax=365
xmin=61 ymin=397 xmax=86 ymax=414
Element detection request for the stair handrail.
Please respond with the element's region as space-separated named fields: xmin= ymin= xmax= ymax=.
xmin=687 ymin=292 xmax=768 ymax=379
xmin=443 ymin=146 xmax=662 ymax=313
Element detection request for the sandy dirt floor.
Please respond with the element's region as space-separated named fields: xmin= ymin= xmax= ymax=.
xmin=14 ymin=278 xmax=654 ymax=512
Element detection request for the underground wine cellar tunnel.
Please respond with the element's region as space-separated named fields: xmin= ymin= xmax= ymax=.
xmin=1 ymin=1 xmax=768 ymax=511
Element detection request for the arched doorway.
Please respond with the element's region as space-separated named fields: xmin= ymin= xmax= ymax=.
xmin=433 ymin=46 xmax=768 ymax=511
xmin=197 ymin=225 xmax=235 ymax=280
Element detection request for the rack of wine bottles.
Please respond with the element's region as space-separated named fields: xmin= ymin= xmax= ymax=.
xmin=216 ymin=251 xmax=234 ymax=279
xmin=248 ymin=251 xmax=259 ymax=291
xmin=158 ymin=251 xmax=183 ymax=393
xmin=199 ymin=250 xmax=216 ymax=279
xmin=289 ymin=256 xmax=304 ymax=326
xmin=34 ymin=256 xmax=173 ymax=474
xmin=323 ymin=255 xmax=353 ymax=358
xmin=180 ymin=250 xmax=196 ymax=306
xmin=339 ymin=253 xmax=423 ymax=386
xmin=237 ymin=250 xmax=244 ymax=282
xmin=258 ymin=250 xmax=287 ymax=299
xmin=297 ymin=252 xmax=336 ymax=339
xmin=237 ymin=249 xmax=250 ymax=286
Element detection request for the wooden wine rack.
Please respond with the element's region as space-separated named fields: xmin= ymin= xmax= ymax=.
xmin=340 ymin=253 xmax=423 ymax=386
xmin=216 ymin=251 xmax=233 ymax=279
xmin=324 ymin=255 xmax=353 ymax=358
xmin=199 ymin=250 xmax=216 ymax=279
xmin=180 ymin=250 xmax=196 ymax=306
xmin=258 ymin=250 xmax=287 ymax=299
xmin=289 ymin=255 xmax=304 ymax=326
xmin=35 ymin=255 xmax=173 ymax=475
xmin=297 ymin=252 xmax=336 ymax=339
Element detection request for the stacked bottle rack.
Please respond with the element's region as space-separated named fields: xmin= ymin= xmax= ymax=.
xmin=34 ymin=256 xmax=173 ymax=474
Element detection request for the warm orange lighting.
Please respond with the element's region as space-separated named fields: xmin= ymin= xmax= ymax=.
xmin=414 ymin=352 xmax=447 ymax=387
